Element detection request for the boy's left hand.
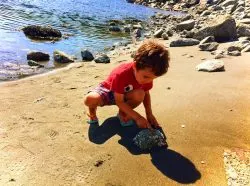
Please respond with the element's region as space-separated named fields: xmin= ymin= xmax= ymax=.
xmin=146 ymin=113 xmax=160 ymax=128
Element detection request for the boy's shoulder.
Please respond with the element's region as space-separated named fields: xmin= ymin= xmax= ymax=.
xmin=110 ymin=62 xmax=134 ymax=76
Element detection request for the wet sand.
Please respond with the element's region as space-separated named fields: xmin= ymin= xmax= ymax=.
xmin=0 ymin=41 xmax=249 ymax=185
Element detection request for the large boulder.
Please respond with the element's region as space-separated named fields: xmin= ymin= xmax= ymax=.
xmin=170 ymin=38 xmax=200 ymax=47
xmin=22 ymin=25 xmax=62 ymax=39
xmin=193 ymin=16 xmax=237 ymax=42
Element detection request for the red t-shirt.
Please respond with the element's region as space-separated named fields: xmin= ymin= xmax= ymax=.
xmin=101 ymin=62 xmax=153 ymax=94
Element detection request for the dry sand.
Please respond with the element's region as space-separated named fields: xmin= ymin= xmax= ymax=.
xmin=0 ymin=40 xmax=250 ymax=186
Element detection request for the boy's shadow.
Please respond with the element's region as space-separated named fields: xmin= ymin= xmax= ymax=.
xmin=88 ymin=117 xmax=201 ymax=184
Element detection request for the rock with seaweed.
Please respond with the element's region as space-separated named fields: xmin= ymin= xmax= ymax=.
xmin=133 ymin=128 xmax=167 ymax=150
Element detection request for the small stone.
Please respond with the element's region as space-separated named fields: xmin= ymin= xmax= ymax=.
xmin=201 ymin=161 xmax=205 ymax=164
xmin=181 ymin=125 xmax=185 ymax=128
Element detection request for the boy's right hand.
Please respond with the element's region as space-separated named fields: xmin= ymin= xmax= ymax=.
xmin=135 ymin=116 xmax=152 ymax=129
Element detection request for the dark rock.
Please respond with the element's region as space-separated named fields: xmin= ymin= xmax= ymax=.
xmin=162 ymin=33 xmax=169 ymax=40
xmin=227 ymin=45 xmax=242 ymax=52
xmin=133 ymin=29 xmax=142 ymax=38
xmin=94 ymin=54 xmax=110 ymax=63
xmin=241 ymin=45 xmax=250 ymax=52
xmin=181 ymin=14 xmax=193 ymax=22
xmin=27 ymin=52 xmax=50 ymax=61
xmin=53 ymin=50 xmax=74 ymax=63
xmin=81 ymin=49 xmax=94 ymax=61
xmin=22 ymin=25 xmax=62 ymax=39
xmin=154 ymin=29 xmax=164 ymax=38
xmin=27 ymin=60 xmax=44 ymax=67
xmin=228 ymin=51 xmax=241 ymax=56
xmin=199 ymin=42 xmax=219 ymax=51
xmin=133 ymin=129 xmax=167 ymax=150
xmin=109 ymin=26 xmax=121 ymax=32
xmin=237 ymin=24 xmax=250 ymax=37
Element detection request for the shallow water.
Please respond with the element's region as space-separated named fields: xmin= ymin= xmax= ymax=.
xmin=0 ymin=0 xmax=167 ymax=66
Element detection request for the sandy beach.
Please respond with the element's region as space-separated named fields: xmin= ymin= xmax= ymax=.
xmin=0 ymin=40 xmax=250 ymax=185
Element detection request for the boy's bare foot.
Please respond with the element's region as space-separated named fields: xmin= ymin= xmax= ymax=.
xmin=87 ymin=113 xmax=98 ymax=124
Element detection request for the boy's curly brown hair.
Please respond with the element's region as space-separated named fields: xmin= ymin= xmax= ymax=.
xmin=134 ymin=39 xmax=169 ymax=76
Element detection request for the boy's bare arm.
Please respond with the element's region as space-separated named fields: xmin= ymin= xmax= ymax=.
xmin=143 ymin=91 xmax=160 ymax=127
xmin=114 ymin=92 xmax=141 ymax=120
xmin=143 ymin=91 xmax=152 ymax=115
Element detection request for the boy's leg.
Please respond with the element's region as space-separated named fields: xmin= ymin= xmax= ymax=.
xmin=84 ymin=92 xmax=103 ymax=121
xmin=119 ymin=89 xmax=145 ymax=121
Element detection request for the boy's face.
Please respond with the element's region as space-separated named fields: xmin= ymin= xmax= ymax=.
xmin=133 ymin=66 xmax=158 ymax=84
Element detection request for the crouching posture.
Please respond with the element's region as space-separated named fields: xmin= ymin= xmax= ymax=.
xmin=84 ymin=40 xmax=170 ymax=128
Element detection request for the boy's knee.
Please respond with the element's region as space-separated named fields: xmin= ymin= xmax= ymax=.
xmin=84 ymin=93 xmax=100 ymax=106
xmin=132 ymin=89 xmax=145 ymax=102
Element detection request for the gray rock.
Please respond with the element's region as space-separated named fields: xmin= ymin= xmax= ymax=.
xmin=221 ymin=0 xmax=237 ymax=7
xmin=170 ymin=38 xmax=200 ymax=47
xmin=215 ymin=53 xmax=225 ymax=59
xmin=161 ymin=33 xmax=169 ymax=40
xmin=177 ymin=20 xmax=195 ymax=31
xmin=27 ymin=51 xmax=50 ymax=61
xmin=196 ymin=59 xmax=225 ymax=72
xmin=94 ymin=54 xmax=110 ymax=63
xmin=27 ymin=60 xmax=44 ymax=67
xmin=154 ymin=29 xmax=164 ymax=38
xmin=193 ymin=16 xmax=237 ymax=42
xmin=239 ymin=18 xmax=250 ymax=24
xmin=133 ymin=129 xmax=167 ymax=150
xmin=181 ymin=14 xmax=193 ymax=21
xmin=81 ymin=49 xmax=94 ymax=61
xmin=124 ymin=26 xmax=131 ymax=33
xmin=199 ymin=36 xmax=215 ymax=45
xmin=199 ymin=42 xmax=219 ymax=51
xmin=166 ymin=29 xmax=174 ymax=37
xmin=227 ymin=40 xmax=250 ymax=51
xmin=228 ymin=50 xmax=241 ymax=56
xmin=241 ymin=45 xmax=250 ymax=52
xmin=22 ymin=25 xmax=62 ymax=39
xmin=237 ymin=24 xmax=250 ymax=37
xmin=201 ymin=10 xmax=212 ymax=16
xmin=109 ymin=26 xmax=121 ymax=32
xmin=53 ymin=50 xmax=74 ymax=63
xmin=213 ymin=5 xmax=224 ymax=11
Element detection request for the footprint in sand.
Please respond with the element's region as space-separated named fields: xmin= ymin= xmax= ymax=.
xmin=48 ymin=129 xmax=59 ymax=139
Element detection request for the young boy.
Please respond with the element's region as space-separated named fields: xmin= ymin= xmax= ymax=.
xmin=84 ymin=40 xmax=169 ymax=128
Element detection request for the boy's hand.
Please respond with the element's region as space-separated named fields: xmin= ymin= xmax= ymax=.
xmin=146 ymin=113 xmax=160 ymax=128
xmin=135 ymin=116 xmax=152 ymax=129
